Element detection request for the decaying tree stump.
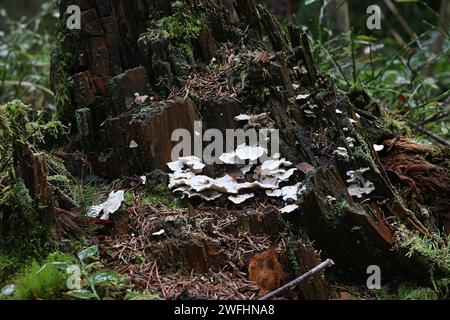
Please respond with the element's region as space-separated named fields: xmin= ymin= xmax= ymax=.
xmin=52 ymin=0 xmax=449 ymax=283
xmin=13 ymin=143 xmax=55 ymax=229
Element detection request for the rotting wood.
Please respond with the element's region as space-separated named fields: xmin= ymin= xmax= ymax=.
xmin=259 ymin=259 xmax=335 ymax=300
xmin=52 ymin=0 xmax=450 ymax=291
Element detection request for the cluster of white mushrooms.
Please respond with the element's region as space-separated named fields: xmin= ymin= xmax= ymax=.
xmin=167 ymin=115 xmax=302 ymax=213
xmin=166 ymin=150 xmax=301 ymax=213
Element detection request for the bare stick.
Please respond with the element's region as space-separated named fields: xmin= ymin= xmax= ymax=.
xmin=414 ymin=125 xmax=450 ymax=147
xmin=383 ymin=0 xmax=419 ymax=46
xmin=259 ymin=259 xmax=335 ymax=300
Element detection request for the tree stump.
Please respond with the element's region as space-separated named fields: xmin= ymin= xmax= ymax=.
xmin=52 ymin=0 xmax=450 ymax=279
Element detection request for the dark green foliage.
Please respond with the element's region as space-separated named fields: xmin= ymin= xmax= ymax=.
xmin=0 ymin=3 xmax=56 ymax=106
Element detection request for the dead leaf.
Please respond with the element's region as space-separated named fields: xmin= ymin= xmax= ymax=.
xmin=296 ymin=162 xmax=315 ymax=174
xmin=248 ymin=250 xmax=286 ymax=293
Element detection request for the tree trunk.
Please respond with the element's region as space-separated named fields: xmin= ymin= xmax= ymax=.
xmin=52 ymin=0 xmax=449 ymax=279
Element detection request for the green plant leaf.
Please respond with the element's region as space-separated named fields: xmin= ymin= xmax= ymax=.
xmin=49 ymin=261 xmax=73 ymax=271
xmin=0 ymin=284 xmax=16 ymax=296
xmin=89 ymin=271 xmax=117 ymax=285
xmin=77 ymin=245 xmax=98 ymax=263
xmin=66 ymin=289 xmax=97 ymax=300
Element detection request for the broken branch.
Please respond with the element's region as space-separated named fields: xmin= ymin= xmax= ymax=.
xmin=259 ymin=259 xmax=335 ymax=300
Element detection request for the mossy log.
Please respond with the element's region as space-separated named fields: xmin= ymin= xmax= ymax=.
xmin=53 ymin=0 xmax=450 ymax=279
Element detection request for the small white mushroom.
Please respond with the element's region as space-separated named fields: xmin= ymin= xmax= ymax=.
xmin=281 ymin=204 xmax=299 ymax=213
xmin=346 ymin=168 xmax=375 ymax=198
xmin=333 ymin=147 xmax=349 ymax=160
xmin=187 ymin=190 xmax=223 ymax=201
xmin=266 ymin=189 xmax=283 ymax=197
xmin=135 ymin=95 xmax=149 ymax=104
xmin=234 ymin=114 xmax=251 ymax=121
xmin=228 ymin=193 xmax=254 ymax=204
xmin=219 ymin=151 xmax=237 ymax=164
xmin=129 ymin=140 xmax=139 ymax=148
xmin=296 ymin=93 xmax=310 ymax=101
xmin=152 ymin=229 xmax=165 ymax=236
xmin=373 ymin=144 xmax=384 ymax=152
xmin=167 ymin=160 xmax=184 ymax=172
xmin=281 ymin=183 xmax=301 ymax=201
xmin=346 ymin=137 xmax=356 ymax=149
xmin=235 ymin=144 xmax=266 ymax=161
xmin=276 ymin=168 xmax=297 ymax=181
xmin=240 ymin=164 xmax=253 ymax=175
xmin=347 ymin=181 xmax=375 ymax=198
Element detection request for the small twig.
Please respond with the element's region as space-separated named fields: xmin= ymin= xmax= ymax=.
xmin=414 ymin=125 xmax=450 ymax=147
xmin=259 ymin=259 xmax=335 ymax=300
xmin=384 ymin=0 xmax=420 ymax=46
xmin=3 ymin=80 xmax=54 ymax=96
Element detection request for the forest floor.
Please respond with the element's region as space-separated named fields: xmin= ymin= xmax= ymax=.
xmin=1 ymin=0 xmax=450 ymax=301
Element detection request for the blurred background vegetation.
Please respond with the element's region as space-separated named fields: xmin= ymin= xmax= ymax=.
xmin=0 ymin=0 xmax=448 ymax=144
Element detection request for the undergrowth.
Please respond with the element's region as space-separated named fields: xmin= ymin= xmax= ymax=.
xmin=0 ymin=100 xmax=63 ymax=282
xmin=396 ymin=227 xmax=450 ymax=275
xmin=0 ymin=245 xmax=132 ymax=300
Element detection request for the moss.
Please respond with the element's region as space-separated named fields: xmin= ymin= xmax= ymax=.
xmin=74 ymin=108 xmax=93 ymax=149
xmin=3 ymin=252 xmax=75 ymax=300
xmin=0 ymin=254 xmax=24 ymax=285
xmin=322 ymin=199 xmax=348 ymax=226
xmin=142 ymin=191 xmax=180 ymax=210
xmin=169 ymin=42 xmax=195 ymax=79
xmin=396 ymin=284 xmax=439 ymax=300
xmin=0 ymin=180 xmax=49 ymax=278
xmin=0 ymin=101 xmax=64 ymax=283
xmin=372 ymin=283 xmax=439 ymax=300
xmin=331 ymin=199 xmax=348 ymax=216
xmin=352 ymin=145 xmax=371 ymax=163
xmin=396 ymin=227 xmax=450 ymax=275
xmin=287 ymin=247 xmax=301 ymax=276
xmin=50 ymin=21 xmax=79 ymax=121
xmin=382 ymin=113 xmax=412 ymax=137
xmin=146 ymin=2 xmax=202 ymax=82
xmin=148 ymin=2 xmax=204 ymax=42
xmin=75 ymin=108 xmax=92 ymax=138
xmin=132 ymin=104 xmax=165 ymax=121
xmin=350 ymin=132 xmax=380 ymax=174
xmin=133 ymin=106 xmax=153 ymax=120
xmin=51 ymin=48 xmax=70 ymax=100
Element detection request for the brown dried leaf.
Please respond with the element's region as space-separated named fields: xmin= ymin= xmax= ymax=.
xmin=296 ymin=162 xmax=315 ymax=174
xmin=248 ymin=250 xmax=286 ymax=292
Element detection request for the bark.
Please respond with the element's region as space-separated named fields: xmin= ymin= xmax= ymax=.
xmin=52 ymin=0 xmax=449 ymax=279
